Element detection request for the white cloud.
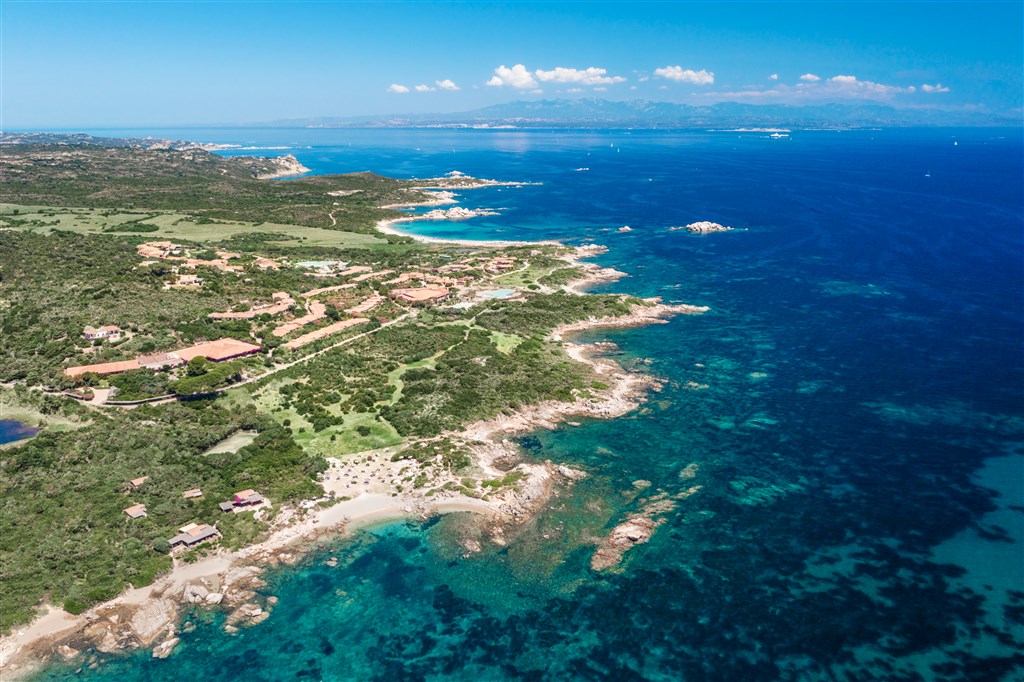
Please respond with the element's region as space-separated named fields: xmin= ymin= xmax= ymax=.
xmin=488 ymin=64 xmax=626 ymax=89
xmin=414 ymin=84 xmax=433 ymax=92
xmin=436 ymin=79 xmax=460 ymax=91
xmin=709 ymin=73 xmax=916 ymax=102
xmin=827 ymin=74 xmax=907 ymax=94
xmin=387 ymin=84 xmax=409 ymax=94
xmin=567 ymin=87 xmax=583 ymax=94
xmin=534 ymin=66 xmax=626 ymax=86
xmin=486 ymin=64 xmax=538 ymax=89
xmin=593 ymin=86 xmax=608 ymax=92
xmin=921 ymin=83 xmax=951 ymax=93
xmin=800 ymin=73 xmax=821 ymax=82
xmin=654 ymin=66 xmax=714 ymax=85
xmin=770 ymin=73 xmax=779 ymax=80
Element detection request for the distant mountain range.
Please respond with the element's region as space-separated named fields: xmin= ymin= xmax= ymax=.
xmin=268 ymin=98 xmax=1017 ymax=129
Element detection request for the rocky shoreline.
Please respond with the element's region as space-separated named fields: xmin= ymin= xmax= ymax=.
xmin=240 ymin=154 xmax=311 ymax=180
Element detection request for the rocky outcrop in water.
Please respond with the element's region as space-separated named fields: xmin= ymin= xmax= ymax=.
xmin=420 ymin=206 xmax=500 ymax=221
xmin=590 ymin=516 xmax=661 ymax=571
xmin=675 ymin=221 xmax=734 ymax=234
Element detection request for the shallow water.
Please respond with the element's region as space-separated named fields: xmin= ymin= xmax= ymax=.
xmin=38 ymin=127 xmax=1024 ymax=680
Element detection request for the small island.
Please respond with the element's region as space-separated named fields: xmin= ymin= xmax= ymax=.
xmin=671 ymin=221 xmax=735 ymax=234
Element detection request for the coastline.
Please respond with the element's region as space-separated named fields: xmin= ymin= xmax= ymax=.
xmin=0 ymin=182 xmax=708 ymax=678
xmin=375 ymin=174 xmax=558 ymax=248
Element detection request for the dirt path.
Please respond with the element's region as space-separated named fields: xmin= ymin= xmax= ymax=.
xmin=233 ymin=310 xmax=415 ymax=390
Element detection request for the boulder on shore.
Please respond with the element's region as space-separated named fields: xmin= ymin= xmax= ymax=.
xmin=151 ymin=637 xmax=179 ymax=659
xmin=129 ymin=599 xmax=177 ymax=646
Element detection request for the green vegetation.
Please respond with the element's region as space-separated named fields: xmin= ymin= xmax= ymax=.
xmin=475 ymin=291 xmax=637 ymax=337
xmin=0 ymin=145 xmax=429 ymax=233
xmin=391 ymin=439 xmax=472 ymax=472
xmin=0 ymin=392 xmax=324 ymax=629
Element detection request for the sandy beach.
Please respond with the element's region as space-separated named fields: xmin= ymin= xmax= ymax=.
xmin=375 ymin=216 xmax=560 ymax=248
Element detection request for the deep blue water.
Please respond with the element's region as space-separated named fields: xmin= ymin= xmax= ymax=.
xmin=0 ymin=419 xmax=38 ymax=445
xmin=40 ymin=128 xmax=1024 ymax=680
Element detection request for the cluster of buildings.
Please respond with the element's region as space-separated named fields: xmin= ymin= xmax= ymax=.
xmin=137 ymin=241 xmax=183 ymax=259
xmin=121 ymin=476 xmax=267 ymax=551
xmin=378 ymin=258 xmax=517 ymax=307
xmin=137 ymin=241 xmax=284 ymax=287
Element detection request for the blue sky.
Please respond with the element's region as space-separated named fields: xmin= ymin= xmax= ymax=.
xmin=2 ymin=1 xmax=1021 ymax=127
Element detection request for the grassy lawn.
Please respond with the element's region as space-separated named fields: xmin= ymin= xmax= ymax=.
xmin=201 ymin=429 xmax=259 ymax=455
xmin=488 ymin=330 xmax=525 ymax=354
xmin=0 ymin=204 xmax=387 ymax=248
xmin=247 ymin=378 xmax=403 ymax=457
xmin=384 ymin=356 xmax=438 ymax=406
xmin=303 ymin=412 xmax=403 ymax=457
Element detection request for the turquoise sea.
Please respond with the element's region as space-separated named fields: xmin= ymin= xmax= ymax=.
xmin=39 ymin=127 xmax=1023 ymax=680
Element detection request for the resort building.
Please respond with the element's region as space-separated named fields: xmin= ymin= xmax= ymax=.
xmin=219 ymin=489 xmax=265 ymax=512
xmin=182 ymin=488 xmax=203 ymax=499
xmin=82 ymin=325 xmax=122 ymax=342
xmin=180 ymin=259 xmax=243 ymax=274
xmin=389 ymin=285 xmax=450 ymax=305
xmin=254 ymin=256 xmax=280 ymax=271
xmin=123 ymin=504 xmax=148 ymax=519
xmin=137 ymin=241 xmax=183 ymax=259
xmin=168 ymin=523 xmax=219 ymax=548
xmin=170 ymin=274 xmax=205 ymax=287
xmin=64 ymin=337 xmax=262 ymax=378
xmin=128 ymin=476 xmax=149 ymax=490
xmin=209 ymin=292 xmax=295 ymax=320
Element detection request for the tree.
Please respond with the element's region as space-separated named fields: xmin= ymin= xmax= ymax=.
xmin=186 ymin=356 xmax=210 ymax=376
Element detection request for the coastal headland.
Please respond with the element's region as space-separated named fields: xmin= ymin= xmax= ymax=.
xmin=0 ymin=139 xmax=708 ymax=676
